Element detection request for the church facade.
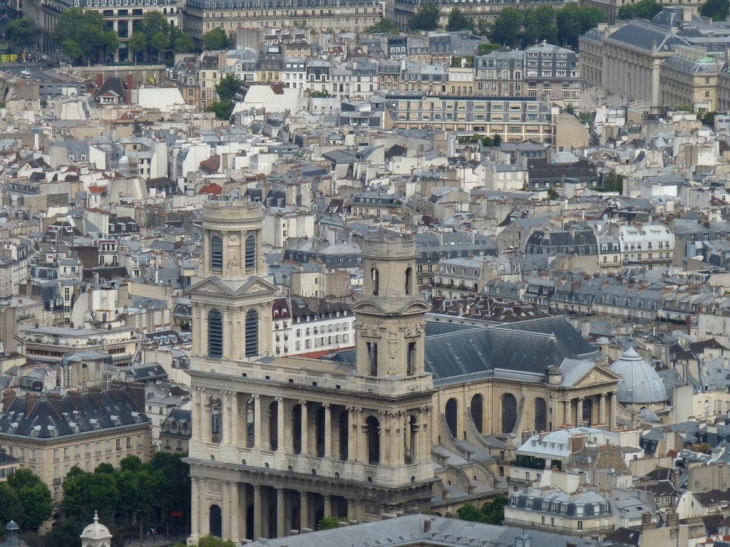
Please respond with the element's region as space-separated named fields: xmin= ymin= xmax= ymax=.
xmin=186 ymin=199 xmax=632 ymax=543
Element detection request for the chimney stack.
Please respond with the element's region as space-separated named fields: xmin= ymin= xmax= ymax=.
xmin=96 ymin=73 xmax=104 ymax=88
xmin=423 ymin=518 xmax=431 ymax=533
xmin=46 ymin=392 xmax=63 ymax=416
xmin=25 ymin=392 xmax=39 ymax=415
xmin=2 ymin=389 xmax=16 ymax=413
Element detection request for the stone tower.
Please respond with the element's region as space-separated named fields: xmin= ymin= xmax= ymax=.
xmin=354 ymin=232 xmax=428 ymax=378
xmin=189 ymin=199 xmax=276 ymax=362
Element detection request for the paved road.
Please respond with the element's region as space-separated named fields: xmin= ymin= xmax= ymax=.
xmin=0 ymin=62 xmax=63 ymax=81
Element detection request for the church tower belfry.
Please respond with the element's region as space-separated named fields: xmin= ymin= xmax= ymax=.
xmin=354 ymin=232 xmax=428 ymax=379
xmin=189 ymin=199 xmax=276 ymax=362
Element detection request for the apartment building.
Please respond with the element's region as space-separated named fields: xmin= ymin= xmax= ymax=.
xmin=184 ymin=0 xmax=382 ymax=41
xmin=524 ymin=42 xmax=581 ymax=106
xmin=0 ymin=250 xmax=29 ymax=299
xmin=474 ymin=49 xmax=525 ymax=97
xmin=272 ymin=296 xmax=354 ymax=356
xmin=384 ymin=94 xmax=556 ymax=142
xmin=660 ymin=46 xmax=723 ymax=112
xmin=0 ymin=386 xmax=152 ymax=501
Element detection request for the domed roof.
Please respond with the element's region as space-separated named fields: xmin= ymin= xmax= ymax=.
xmin=652 ymin=7 xmax=703 ymax=28
xmin=609 ymin=346 xmax=667 ymax=404
xmin=80 ymin=512 xmax=112 ymax=541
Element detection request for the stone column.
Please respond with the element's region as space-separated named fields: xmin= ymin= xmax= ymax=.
xmin=323 ymin=404 xmax=331 ymax=458
xmin=253 ymin=395 xmax=261 ymax=449
xmin=563 ymin=399 xmax=571 ymax=426
xmin=610 ymin=391 xmax=617 ymax=431
xmin=300 ymin=491 xmax=309 ymax=531
xmin=222 ymin=482 xmax=230 ymax=540
xmin=276 ymin=487 xmax=286 ymax=538
xmin=231 ymin=393 xmax=239 ymax=446
xmin=254 ymin=485 xmax=262 ymax=539
xmin=239 ymin=484 xmax=247 ymax=541
xmin=221 ymin=391 xmax=230 ymax=444
xmin=191 ymin=477 xmax=200 ymax=537
xmin=599 ymin=392 xmax=606 ymax=425
xmin=388 ymin=413 xmax=397 ymax=465
xmin=300 ymin=401 xmax=309 ymax=455
xmin=230 ymin=482 xmax=239 ymax=541
xmin=323 ymin=494 xmax=332 ymax=518
xmin=347 ymin=498 xmax=356 ymax=521
xmin=277 ymin=397 xmax=285 ymax=452
xmin=193 ymin=388 xmax=202 ymax=442
xmin=577 ymin=397 xmax=584 ymax=425
xmin=378 ymin=411 xmax=387 ymax=465
xmin=223 ymin=308 xmax=231 ymax=359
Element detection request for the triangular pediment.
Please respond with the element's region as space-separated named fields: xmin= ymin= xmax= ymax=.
xmin=189 ymin=276 xmax=278 ymax=299
xmin=569 ymin=363 xmax=621 ymax=389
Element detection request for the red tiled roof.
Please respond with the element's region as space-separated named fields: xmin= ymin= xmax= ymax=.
xmin=199 ymin=184 xmax=222 ymax=195
xmin=88 ymin=186 xmax=106 ymax=195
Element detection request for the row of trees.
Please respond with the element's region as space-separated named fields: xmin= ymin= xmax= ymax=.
xmin=401 ymin=3 xmax=603 ymax=50
xmin=489 ymin=4 xmax=604 ymax=50
xmin=49 ymin=9 xmax=196 ymax=65
xmin=5 ymin=17 xmax=36 ymax=49
xmin=457 ymin=496 xmax=508 ymax=525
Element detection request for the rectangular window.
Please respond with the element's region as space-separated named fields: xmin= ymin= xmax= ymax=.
xmin=367 ymin=341 xmax=378 ymax=376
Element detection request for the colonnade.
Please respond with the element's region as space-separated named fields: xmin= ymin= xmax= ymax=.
xmin=561 ymin=391 xmax=616 ymax=429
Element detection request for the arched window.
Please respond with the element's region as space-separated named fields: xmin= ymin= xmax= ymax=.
xmin=445 ymin=398 xmax=458 ymax=438
xmin=245 ymin=234 xmax=256 ymax=271
xmin=365 ymin=416 xmax=380 ymax=464
xmin=502 ymin=394 xmax=517 ymax=434
xmin=210 ymin=235 xmax=223 ymax=272
xmin=208 ymin=309 xmax=223 ymax=358
xmin=471 ymin=394 xmax=484 ymax=433
xmin=245 ymin=309 xmax=258 ymax=357
xmin=269 ymin=400 xmax=278 ymax=451
xmin=371 ymin=267 xmax=379 ymax=296
xmin=583 ymin=399 xmax=593 ymax=425
xmin=405 ymin=267 xmax=412 ymax=295
xmin=209 ymin=504 xmax=222 ymax=538
xmin=535 ymin=397 xmax=547 ymax=432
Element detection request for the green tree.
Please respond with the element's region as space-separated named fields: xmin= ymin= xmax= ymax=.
xmin=7 ymin=469 xmax=53 ymax=533
xmin=141 ymin=11 xmax=169 ymax=43
xmin=196 ymin=535 xmax=236 ymax=547
xmin=480 ymin=496 xmax=508 ymax=524
xmin=489 ymin=7 xmax=522 ymax=48
xmin=317 ymin=516 xmax=345 ymax=530
xmin=128 ymin=32 xmax=147 ymax=64
xmin=6 ymin=17 xmax=35 ymax=49
xmin=147 ymin=452 xmax=191 ymax=537
xmin=52 ymin=8 xmax=119 ymax=65
xmin=522 ymin=6 xmax=558 ymax=47
xmin=95 ymin=463 xmax=116 ymax=475
xmin=206 ymin=99 xmax=233 ymax=120
xmin=62 ymin=39 xmax=83 ymax=63
xmin=174 ymin=33 xmax=196 ymax=53
xmin=701 ymin=0 xmax=730 ymax=20
xmin=116 ymin=469 xmax=159 ymax=541
xmin=618 ymin=0 xmax=662 ymax=20
xmin=556 ymin=4 xmax=603 ymax=49
xmin=458 ymin=503 xmax=483 ymax=522
xmin=365 ymin=17 xmax=399 ymax=34
xmin=63 ymin=470 xmax=120 ymax=522
xmin=215 ymin=73 xmax=243 ymax=101
xmin=409 ymin=2 xmax=441 ymax=31
xmin=0 ymin=483 xmax=22 ymax=526
xmin=119 ymin=455 xmax=143 ymax=473
xmin=446 ymin=8 xmax=474 ymax=31
xmin=151 ymin=31 xmax=170 ymax=63
xmin=202 ymin=28 xmax=231 ymax=50
xmin=41 ymin=520 xmax=84 ymax=547
xmin=601 ymin=171 xmax=623 ymax=192
xmin=477 ymin=42 xmax=500 ymax=55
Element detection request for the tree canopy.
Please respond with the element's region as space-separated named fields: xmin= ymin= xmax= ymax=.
xmin=6 ymin=469 xmax=53 ymax=532
xmin=446 ymin=8 xmax=474 ymax=31
xmin=521 ymin=6 xmax=558 ymax=47
xmin=700 ymin=0 xmax=730 ymax=21
xmin=365 ymin=17 xmax=399 ymax=34
xmin=6 ymin=17 xmax=35 ymax=49
xmin=617 ymin=0 xmax=662 ymax=20
xmin=203 ymin=28 xmax=232 ymax=50
xmin=126 ymin=12 xmax=195 ymax=64
xmin=489 ymin=7 xmax=522 ymax=48
xmin=409 ymin=2 xmax=441 ymax=31
xmin=52 ymin=8 xmax=120 ymax=65
xmin=458 ymin=497 xmax=508 ymax=525
xmin=555 ymin=4 xmax=604 ymax=49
